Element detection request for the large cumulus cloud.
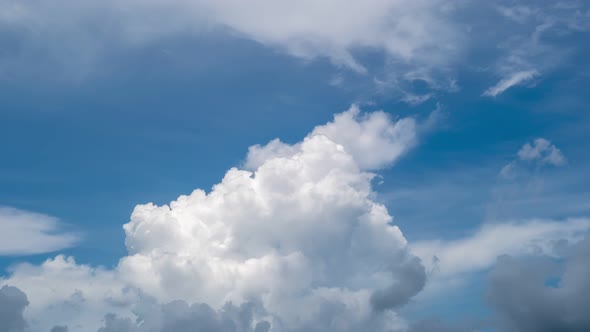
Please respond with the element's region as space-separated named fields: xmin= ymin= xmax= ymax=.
xmin=1 ymin=106 xmax=424 ymax=332
xmin=118 ymin=106 xmax=422 ymax=326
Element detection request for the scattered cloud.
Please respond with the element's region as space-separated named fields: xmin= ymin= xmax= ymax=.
xmin=517 ymin=138 xmax=566 ymax=166
xmin=407 ymin=232 xmax=590 ymax=332
xmin=483 ymin=70 xmax=539 ymax=97
xmin=483 ymin=0 xmax=590 ymax=98
xmin=411 ymin=218 xmax=590 ymax=277
xmin=500 ymin=138 xmax=566 ymax=179
xmin=0 ymin=207 xmax=80 ymax=256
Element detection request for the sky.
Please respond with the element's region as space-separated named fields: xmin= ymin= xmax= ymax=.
xmin=1 ymin=1 xmax=590 ymax=331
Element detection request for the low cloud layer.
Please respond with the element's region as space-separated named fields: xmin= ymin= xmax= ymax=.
xmin=489 ymin=236 xmax=590 ymax=332
xmin=517 ymin=138 xmax=566 ymax=166
xmin=96 ymin=299 xmax=270 ymax=332
xmin=500 ymin=138 xmax=566 ymax=180
xmin=482 ymin=70 xmax=538 ymax=97
xmin=412 ymin=218 xmax=590 ymax=277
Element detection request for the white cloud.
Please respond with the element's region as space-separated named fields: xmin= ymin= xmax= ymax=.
xmin=499 ymin=138 xmax=566 ymax=180
xmin=411 ymin=218 xmax=590 ymax=277
xmin=0 ymin=0 xmax=463 ymax=89
xmin=197 ymin=0 xmax=460 ymax=73
xmin=0 ymin=207 xmax=80 ymax=256
xmin=1 ymin=256 xmax=128 ymax=332
xmin=246 ymin=105 xmax=417 ymax=171
xmin=517 ymin=138 xmax=566 ymax=166
xmin=1 ymin=107 xmax=423 ymax=332
xmin=482 ymin=69 xmax=539 ymax=97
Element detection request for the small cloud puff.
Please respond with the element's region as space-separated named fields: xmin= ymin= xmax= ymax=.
xmin=517 ymin=138 xmax=566 ymax=166
xmin=499 ymin=138 xmax=566 ymax=179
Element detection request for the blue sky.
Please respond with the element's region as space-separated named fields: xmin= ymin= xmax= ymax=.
xmin=1 ymin=1 xmax=590 ymax=332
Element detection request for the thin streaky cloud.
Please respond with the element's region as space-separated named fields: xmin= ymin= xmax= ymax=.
xmin=482 ymin=70 xmax=539 ymax=97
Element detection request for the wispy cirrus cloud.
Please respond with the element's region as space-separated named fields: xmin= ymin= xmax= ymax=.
xmin=482 ymin=70 xmax=539 ymax=97
xmin=500 ymin=138 xmax=566 ymax=179
xmin=482 ymin=0 xmax=590 ymax=97
xmin=0 ymin=0 xmax=460 ymax=78
xmin=1 ymin=0 xmax=588 ymax=103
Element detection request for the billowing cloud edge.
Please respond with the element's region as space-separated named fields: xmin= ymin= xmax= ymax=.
xmin=1 ymin=106 xmax=425 ymax=332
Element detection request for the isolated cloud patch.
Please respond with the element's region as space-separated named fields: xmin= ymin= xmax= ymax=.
xmin=2 ymin=106 xmax=424 ymax=332
xmin=483 ymin=70 xmax=538 ymax=97
xmin=517 ymin=138 xmax=566 ymax=166
xmin=0 ymin=207 xmax=80 ymax=256
xmin=500 ymin=138 xmax=566 ymax=180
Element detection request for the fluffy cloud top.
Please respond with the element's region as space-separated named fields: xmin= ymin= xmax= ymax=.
xmin=1 ymin=107 xmax=424 ymax=332
xmin=0 ymin=207 xmax=80 ymax=256
xmin=246 ymin=106 xmax=416 ymax=171
xmin=500 ymin=138 xmax=566 ymax=179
